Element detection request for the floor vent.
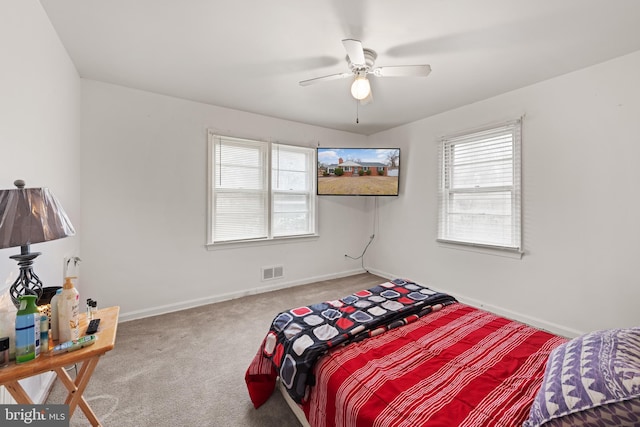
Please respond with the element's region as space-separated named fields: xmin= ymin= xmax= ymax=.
xmin=262 ymin=265 xmax=284 ymax=281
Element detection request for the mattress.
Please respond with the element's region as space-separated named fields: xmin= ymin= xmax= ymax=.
xmin=246 ymin=279 xmax=567 ymax=427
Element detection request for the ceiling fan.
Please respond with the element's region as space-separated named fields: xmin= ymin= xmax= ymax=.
xmin=299 ymin=39 xmax=431 ymax=103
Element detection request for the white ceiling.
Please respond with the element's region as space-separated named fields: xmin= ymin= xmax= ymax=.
xmin=40 ymin=0 xmax=640 ymax=136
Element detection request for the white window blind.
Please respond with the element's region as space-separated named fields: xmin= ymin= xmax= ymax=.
xmin=213 ymin=136 xmax=268 ymax=242
xmin=272 ymin=144 xmax=315 ymax=237
xmin=209 ymin=133 xmax=316 ymax=244
xmin=438 ymin=120 xmax=522 ymax=251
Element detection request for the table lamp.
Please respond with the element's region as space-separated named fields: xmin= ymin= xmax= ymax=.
xmin=0 ymin=180 xmax=75 ymax=307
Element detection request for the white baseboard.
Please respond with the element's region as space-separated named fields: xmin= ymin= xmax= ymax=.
xmin=32 ymin=371 xmax=57 ymax=403
xmin=120 ymin=266 xmax=583 ymax=338
xmin=119 ymin=268 xmax=366 ymax=323
xmin=0 ymin=371 xmax=56 ymax=404
xmin=366 ymin=268 xmax=583 ymax=338
xmin=451 ymin=293 xmax=583 ymax=338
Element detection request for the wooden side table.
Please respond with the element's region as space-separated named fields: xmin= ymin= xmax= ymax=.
xmin=0 ymin=306 xmax=120 ymax=427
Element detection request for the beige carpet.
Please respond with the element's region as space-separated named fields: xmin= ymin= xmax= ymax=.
xmin=46 ymin=272 xmax=385 ymax=426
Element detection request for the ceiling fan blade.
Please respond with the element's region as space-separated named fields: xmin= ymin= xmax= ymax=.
xmin=372 ymin=64 xmax=431 ymax=77
xmin=342 ymin=39 xmax=366 ymax=67
xmin=299 ymin=72 xmax=351 ymax=86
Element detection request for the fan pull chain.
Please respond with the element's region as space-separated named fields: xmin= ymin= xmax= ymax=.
xmin=356 ymin=99 xmax=359 ymax=124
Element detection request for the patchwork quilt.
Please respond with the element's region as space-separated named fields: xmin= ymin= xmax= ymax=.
xmin=245 ymin=278 xmax=457 ymax=405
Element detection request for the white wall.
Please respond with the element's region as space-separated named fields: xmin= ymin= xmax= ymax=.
xmin=0 ymin=0 xmax=81 ymax=307
xmin=7 ymin=0 xmax=637 ymax=339
xmin=79 ymin=80 xmax=369 ymax=320
xmin=0 ymin=0 xmax=81 ymax=403
xmin=367 ymin=50 xmax=640 ymax=337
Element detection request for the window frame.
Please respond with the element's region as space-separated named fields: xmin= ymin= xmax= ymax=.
xmin=437 ymin=119 xmax=522 ymax=254
xmin=206 ymin=132 xmax=318 ymax=248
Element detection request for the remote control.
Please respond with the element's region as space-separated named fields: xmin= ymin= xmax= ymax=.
xmin=85 ymin=318 xmax=101 ymax=335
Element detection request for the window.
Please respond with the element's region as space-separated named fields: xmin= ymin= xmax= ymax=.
xmin=437 ymin=119 xmax=522 ymax=251
xmin=208 ymin=133 xmax=316 ymax=245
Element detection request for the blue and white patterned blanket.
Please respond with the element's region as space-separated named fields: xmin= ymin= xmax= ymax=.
xmin=525 ymin=327 xmax=640 ymax=426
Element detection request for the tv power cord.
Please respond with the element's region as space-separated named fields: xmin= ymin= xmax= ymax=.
xmin=344 ymin=234 xmax=375 ymax=273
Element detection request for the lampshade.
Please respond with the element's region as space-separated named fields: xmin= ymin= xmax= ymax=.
xmin=0 ymin=180 xmax=75 ymax=307
xmin=350 ymin=74 xmax=371 ymax=100
xmin=0 ymin=181 xmax=75 ymax=249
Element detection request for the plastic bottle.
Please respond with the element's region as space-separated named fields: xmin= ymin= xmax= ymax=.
xmin=40 ymin=315 xmax=50 ymax=353
xmin=50 ymin=288 xmax=63 ymax=341
xmin=58 ymin=277 xmax=80 ymax=343
xmin=86 ymin=299 xmax=93 ymax=320
xmin=15 ymin=295 xmax=41 ymax=363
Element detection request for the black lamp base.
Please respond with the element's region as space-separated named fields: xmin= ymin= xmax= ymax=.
xmin=9 ymin=248 xmax=43 ymax=308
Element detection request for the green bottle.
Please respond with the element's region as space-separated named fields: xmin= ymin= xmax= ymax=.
xmin=15 ymin=294 xmax=41 ymax=363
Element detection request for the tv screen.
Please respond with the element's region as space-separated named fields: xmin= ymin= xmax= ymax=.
xmin=317 ymin=148 xmax=400 ymax=196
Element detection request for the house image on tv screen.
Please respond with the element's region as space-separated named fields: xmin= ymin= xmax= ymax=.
xmin=317 ymin=148 xmax=400 ymax=196
xmin=325 ymin=158 xmax=394 ymax=177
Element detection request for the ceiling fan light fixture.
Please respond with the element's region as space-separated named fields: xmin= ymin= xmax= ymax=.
xmin=350 ymin=74 xmax=371 ymax=100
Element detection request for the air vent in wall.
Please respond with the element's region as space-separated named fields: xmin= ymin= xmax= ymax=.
xmin=262 ymin=265 xmax=284 ymax=281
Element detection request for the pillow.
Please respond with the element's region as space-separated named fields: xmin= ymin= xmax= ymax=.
xmin=524 ymin=327 xmax=640 ymax=427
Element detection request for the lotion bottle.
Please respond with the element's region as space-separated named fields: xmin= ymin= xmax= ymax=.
xmin=50 ymin=288 xmax=63 ymax=341
xmin=58 ymin=277 xmax=80 ymax=343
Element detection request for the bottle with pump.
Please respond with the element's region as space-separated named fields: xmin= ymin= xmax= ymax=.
xmin=58 ymin=277 xmax=80 ymax=343
xmin=15 ymin=295 xmax=41 ymax=363
xmin=50 ymin=288 xmax=63 ymax=341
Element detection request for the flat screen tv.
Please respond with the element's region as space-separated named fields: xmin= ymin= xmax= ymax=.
xmin=317 ymin=148 xmax=400 ymax=196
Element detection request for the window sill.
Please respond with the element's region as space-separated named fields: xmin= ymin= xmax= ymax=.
xmin=206 ymin=234 xmax=319 ymax=251
xmin=436 ymin=239 xmax=523 ymax=259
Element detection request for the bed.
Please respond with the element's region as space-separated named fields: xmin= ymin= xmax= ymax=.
xmin=246 ymin=279 xmax=640 ymax=427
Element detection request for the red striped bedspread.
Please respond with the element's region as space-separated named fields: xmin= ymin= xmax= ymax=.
xmin=302 ymin=303 xmax=567 ymax=427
